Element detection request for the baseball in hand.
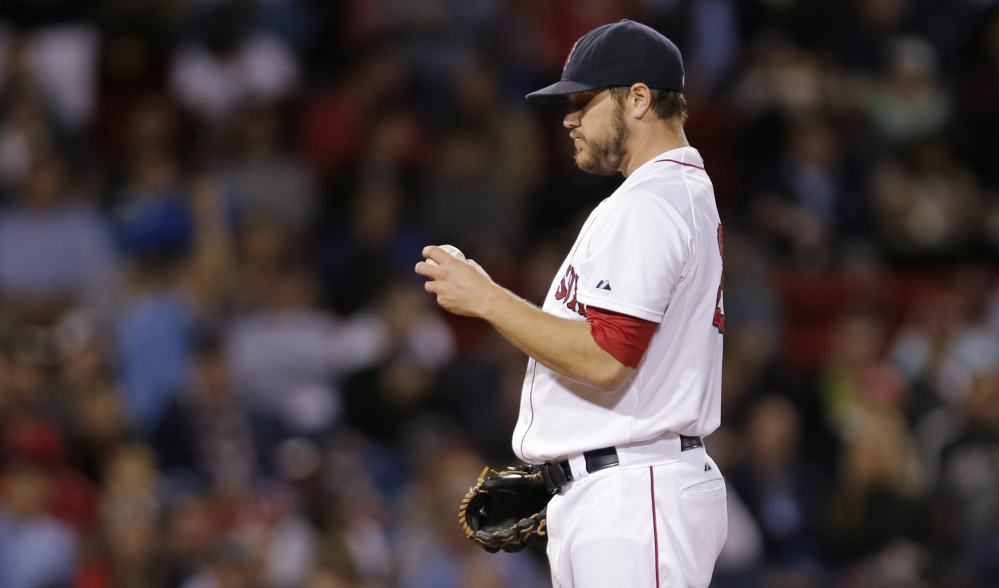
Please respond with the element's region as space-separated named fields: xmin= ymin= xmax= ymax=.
xmin=426 ymin=244 xmax=466 ymax=266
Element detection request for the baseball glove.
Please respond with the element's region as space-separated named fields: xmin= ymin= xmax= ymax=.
xmin=459 ymin=464 xmax=554 ymax=553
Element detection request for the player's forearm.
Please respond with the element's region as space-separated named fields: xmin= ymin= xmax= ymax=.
xmin=414 ymin=246 xmax=631 ymax=390
xmin=480 ymin=285 xmax=632 ymax=391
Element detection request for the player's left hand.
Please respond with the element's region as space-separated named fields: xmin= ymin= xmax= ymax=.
xmin=415 ymin=246 xmax=498 ymax=317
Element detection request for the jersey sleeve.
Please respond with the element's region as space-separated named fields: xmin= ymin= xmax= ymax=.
xmin=574 ymin=189 xmax=691 ymax=323
xmin=586 ymin=306 xmax=659 ymax=368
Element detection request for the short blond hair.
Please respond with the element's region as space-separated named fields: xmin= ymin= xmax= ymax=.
xmin=609 ymin=86 xmax=688 ymax=125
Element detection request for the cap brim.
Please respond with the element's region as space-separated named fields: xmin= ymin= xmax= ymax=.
xmin=525 ymin=80 xmax=606 ymax=104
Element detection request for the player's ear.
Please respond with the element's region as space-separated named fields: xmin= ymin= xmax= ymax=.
xmin=629 ymin=83 xmax=653 ymax=120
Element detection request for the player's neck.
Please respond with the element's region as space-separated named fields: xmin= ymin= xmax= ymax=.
xmin=619 ymin=124 xmax=689 ymax=177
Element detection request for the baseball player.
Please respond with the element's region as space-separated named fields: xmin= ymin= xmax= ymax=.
xmin=416 ymin=20 xmax=727 ymax=588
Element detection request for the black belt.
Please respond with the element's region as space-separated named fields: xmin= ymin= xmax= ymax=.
xmin=541 ymin=435 xmax=703 ymax=493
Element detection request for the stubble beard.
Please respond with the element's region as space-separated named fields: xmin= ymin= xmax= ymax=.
xmin=574 ymin=102 xmax=630 ymax=176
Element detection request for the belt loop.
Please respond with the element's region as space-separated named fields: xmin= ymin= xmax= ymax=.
xmin=568 ymin=454 xmax=589 ymax=480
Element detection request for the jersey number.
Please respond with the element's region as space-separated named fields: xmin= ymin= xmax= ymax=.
xmin=712 ymin=224 xmax=725 ymax=334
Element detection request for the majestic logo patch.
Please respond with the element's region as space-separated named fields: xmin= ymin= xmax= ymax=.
xmin=596 ymin=280 xmax=612 ymax=291
xmin=554 ymin=265 xmax=586 ymax=316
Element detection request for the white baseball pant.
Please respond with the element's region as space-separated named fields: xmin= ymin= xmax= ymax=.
xmin=544 ymin=438 xmax=728 ymax=588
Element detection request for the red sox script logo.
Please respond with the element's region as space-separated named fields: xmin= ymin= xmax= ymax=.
xmin=554 ymin=265 xmax=586 ymax=316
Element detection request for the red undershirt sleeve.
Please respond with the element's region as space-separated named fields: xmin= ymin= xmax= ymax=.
xmin=585 ymin=306 xmax=658 ymax=369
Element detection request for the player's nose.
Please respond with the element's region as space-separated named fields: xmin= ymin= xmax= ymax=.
xmin=563 ymin=111 xmax=580 ymax=129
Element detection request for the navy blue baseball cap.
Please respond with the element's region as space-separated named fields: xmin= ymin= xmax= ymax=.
xmin=526 ymin=20 xmax=684 ymax=104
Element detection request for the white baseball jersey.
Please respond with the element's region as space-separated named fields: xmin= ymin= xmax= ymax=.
xmin=513 ymin=146 xmax=724 ymax=462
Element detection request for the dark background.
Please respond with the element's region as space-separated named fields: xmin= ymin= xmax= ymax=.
xmin=0 ymin=0 xmax=997 ymax=587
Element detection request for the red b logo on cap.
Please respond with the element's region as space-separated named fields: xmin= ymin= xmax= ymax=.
xmin=564 ymin=41 xmax=578 ymax=70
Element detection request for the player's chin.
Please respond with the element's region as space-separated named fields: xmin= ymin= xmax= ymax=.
xmin=575 ymin=154 xmax=615 ymax=176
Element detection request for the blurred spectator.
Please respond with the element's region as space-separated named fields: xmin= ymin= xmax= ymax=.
xmin=891 ymin=284 xmax=999 ymax=406
xmin=0 ymin=461 xmax=78 ymax=588
xmin=746 ymin=116 xmax=869 ymax=261
xmin=867 ymin=36 xmax=951 ymax=148
xmin=872 ymin=139 xmax=982 ymax=261
xmin=181 ymin=537 xmax=260 ymax=588
xmin=91 ymin=15 xmax=173 ymax=164
xmin=0 ymin=86 xmax=60 ymax=197
xmin=721 ymin=317 xmax=788 ymax=430
xmin=820 ymin=310 xmax=888 ymax=434
xmin=103 ymin=96 xmax=181 ymax=196
xmin=225 ymin=265 xmax=388 ymax=437
xmin=223 ymin=105 xmax=317 ymax=230
xmin=55 ymin=309 xmax=111 ymax=394
xmin=782 ymin=116 xmax=866 ymax=234
xmin=937 ymin=373 xmax=999 ymax=541
xmin=0 ymin=413 xmax=101 ymax=532
xmin=2 ymin=333 xmax=58 ymax=419
xmin=297 ymin=50 xmax=411 ymax=181
xmin=115 ymin=176 xmax=238 ymax=435
xmin=728 ymin=396 xmax=825 ymax=568
xmin=387 ymin=0 xmax=499 ymax=119
xmin=831 ymin=0 xmax=911 ymax=70
xmin=169 ymin=1 xmax=299 ymax=123
xmin=421 ymin=129 xmax=520 ymax=252
xmin=684 ymin=0 xmax=741 ymax=92
xmin=317 ymin=433 xmax=394 ymax=586
xmin=377 ymin=280 xmax=454 ymax=370
xmin=734 ymin=37 xmax=871 ymax=262
xmin=0 ymin=17 xmax=100 ymax=132
xmin=358 ymin=108 xmax=430 ymax=181
xmin=834 ymin=364 xmax=926 ymax=557
xmin=318 ymin=177 xmax=428 ymax=315
xmin=159 ymin=494 xmax=216 ymax=587
xmin=99 ymin=444 xmax=161 ymax=531
xmin=720 ymin=229 xmax=781 ymax=331
xmin=151 ymin=337 xmax=258 ymax=491
xmin=0 ymin=154 xmax=117 ymax=321
xmin=732 ymin=37 xmax=852 ymax=120
xmin=255 ymin=492 xmax=321 ymax=588
xmin=342 ymin=279 xmax=455 ymax=442
xmin=89 ymin=444 xmax=162 ymax=587
xmin=115 ymin=257 xmax=195 ymax=434
xmin=452 ymin=60 xmax=543 ymax=199
xmin=65 ymin=381 xmax=126 ymax=485
xmin=437 ymin=330 xmax=526 ymax=461
xmin=112 ymin=150 xmax=191 ymax=257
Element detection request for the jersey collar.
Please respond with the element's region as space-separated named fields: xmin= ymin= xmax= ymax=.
xmin=626 ymin=146 xmax=704 ymax=182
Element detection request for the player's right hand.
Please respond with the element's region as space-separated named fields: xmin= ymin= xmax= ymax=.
xmin=415 ymin=246 xmax=498 ymax=318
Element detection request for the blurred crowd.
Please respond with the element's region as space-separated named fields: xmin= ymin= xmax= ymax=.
xmin=0 ymin=0 xmax=998 ymax=587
